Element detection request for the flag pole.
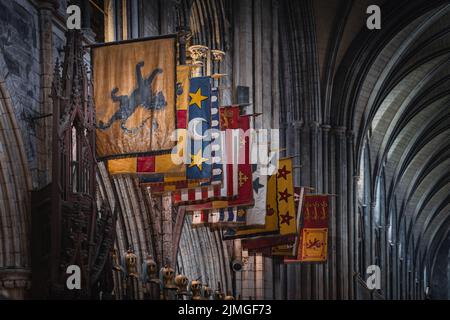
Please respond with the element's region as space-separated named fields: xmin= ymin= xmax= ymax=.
xmin=244 ymin=113 xmax=263 ymax=117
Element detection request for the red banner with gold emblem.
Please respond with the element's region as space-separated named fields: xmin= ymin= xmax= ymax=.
xmin=285 ymin=195 xmax=329 ymax=263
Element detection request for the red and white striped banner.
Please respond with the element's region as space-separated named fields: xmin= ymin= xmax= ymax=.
xmin=172 ymin=184 xmax=222 ymax=205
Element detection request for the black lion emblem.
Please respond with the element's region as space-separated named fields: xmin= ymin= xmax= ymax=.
xmin=97 ymin=61 xmax=167 ymax=133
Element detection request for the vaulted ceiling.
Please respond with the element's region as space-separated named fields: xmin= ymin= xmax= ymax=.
xmin=327 ymin=1 xmax=450 ymax=280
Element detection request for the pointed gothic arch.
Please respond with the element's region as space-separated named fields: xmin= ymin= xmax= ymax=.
xmin=0 ymin=77 xmax=32 ymax=299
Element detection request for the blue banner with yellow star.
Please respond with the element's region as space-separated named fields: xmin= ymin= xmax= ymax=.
xmin=186 ymin=77 xmax=212 ymax=180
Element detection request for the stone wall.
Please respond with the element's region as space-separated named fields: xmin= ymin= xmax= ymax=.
xmin=0 ymin=0 xmax=41 ymax=187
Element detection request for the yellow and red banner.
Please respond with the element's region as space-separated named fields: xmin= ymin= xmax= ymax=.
xmin=285 ymin=195 xmax=329 ymax=263
xmin=276 ymin=158 xmax=296 ymax=236
xmin=272 ymin=186 xmax=304 ymax=256
xmin=93 ymin=36 xmax=177 ymax=159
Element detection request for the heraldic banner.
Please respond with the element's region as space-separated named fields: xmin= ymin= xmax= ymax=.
xmin=285 ymin=195 xmax=330 ymax=263
xmin=92 ymin=35 xmax=176 ymax=159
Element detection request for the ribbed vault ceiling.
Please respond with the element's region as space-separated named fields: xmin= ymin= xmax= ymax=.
xmin=331 ymin=3 xmax=450 ymax=275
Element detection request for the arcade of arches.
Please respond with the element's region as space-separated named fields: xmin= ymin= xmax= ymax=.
xmin=0 ymin=0 xmax=448 ymax=300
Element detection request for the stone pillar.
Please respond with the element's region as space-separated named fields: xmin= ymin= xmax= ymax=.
xmin=161 ymin=192 xmax=173 ymax=267
xmin=346 ymin=129 xmax=355 ymax=299
xmin=310 ymin=121 xmax=321 ymax=300
xmin=37 ymin=0 xmax=58 ymax=187
xmin=327 ymin=126 xmax=339 ymax=299
xmin=255 ymin=253 xmax=264 ymax=299
xmin=147 ymin=189 xmax=163 ymax=267
xmin=335 ymin=126 xmax=348 ymax=299
xmin=321 ymin=124 xmax=331 ymax=298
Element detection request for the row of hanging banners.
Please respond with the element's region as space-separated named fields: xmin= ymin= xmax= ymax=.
xmin=91 ymin=35 xmax=330 ymax=263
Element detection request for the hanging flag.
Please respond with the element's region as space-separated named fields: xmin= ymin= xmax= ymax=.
xmin=223 ymin=171 xmax=279 ymax=240
xmin=202 ymin=112 xmax=253 ymax=210
xmin=167 ymin=86 xmax=222 ymax=203
xmin=140 ymin=75 xmax=212 ymax=188
xmin=237 ymin=186 xmax=303 ymax=251
xmin=289 ymin=187 xmax=305 ymax=255
xmin=226 ymin=114 xmax=253 ymax=207
xmin=107 ymin=65 xmax=190 ymax=175
xmin=244 ymin=128 xmax=269 ymax=226
xmin=181 ymin=106 xmax=240 ymax=213
xmin=272 ymin=186 xmax=305 ymax=256
xmin=107 ymin=157 xmax=137 ymax=174
xmin=206 ymin=207 xmax=246 ymax=227
xmin=219 ymin=106 xmax=240 ymax=198
xmin=184 ymin=113 xmax=253 ymax=228
xmin=186 ymin=76 xmax=212 ymax=181
xmin=93 ymin=36 xmax=177 ymax=159
xmin=285 ymin=195 xmax=329 ymax=263
xmin=276 ymin=158 xmax=296 ymax=236
xmin=140 ymin=64 xmax=190 ymax=178
xmin=172 ymin=184 xmax=222 ymax=205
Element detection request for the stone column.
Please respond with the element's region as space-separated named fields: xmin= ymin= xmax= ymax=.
xmin=161 ymin=192 xmax=173 ymax=267
xmin=327 ymin=126 xmax=339 ymax=299
xmin=37 ymin=0 xmax=58 ymax=187
xmin=334 ymin=126 xmax=348 ymax=299
xmin=321 ymin=124 xmax=331 ymax=299
xmin=346 ymin=129 xmax=355 ymax=299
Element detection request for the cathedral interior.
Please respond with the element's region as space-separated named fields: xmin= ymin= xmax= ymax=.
xmin=0 ymin=0 xmax=449 ymax=301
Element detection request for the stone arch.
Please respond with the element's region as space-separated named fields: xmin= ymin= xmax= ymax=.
xmin=0 ymin=78 xmax=32 ymax=299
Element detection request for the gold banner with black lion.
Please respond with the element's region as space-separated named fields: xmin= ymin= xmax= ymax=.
xmin=92 ymin=35 xmax=176 ymax=159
